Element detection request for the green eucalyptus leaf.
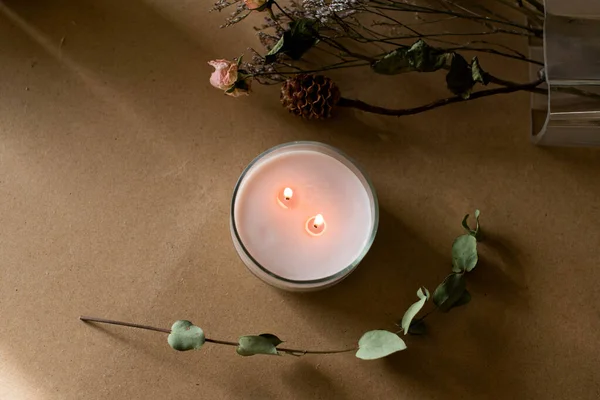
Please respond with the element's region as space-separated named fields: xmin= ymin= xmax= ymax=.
xmin=237 ymin=335 xmax=280 ymax=356
xmin=408 ymin=319 xmax=427 ymax=335
xmin=462 ymin=213 xmax=473 ymax=235
xmin=471 ymin=57 xmax=490 ymax=85
xmin=356 ymin=330 xmax=406 ymax=360
xmin=265 ymin=19 xmax=318 ymax=63
xmin=259 ymin=333 xmax=283 ymax=346
xmin=371 ymin=48 xmax=410 ymax=75
xmin=461 ymin=210 xmax=482 ymax=240
xmin=372 ymin=40 xmax=448 ymax=75
xmin=400 ymin=287 xmax=429 ymax=335
xmin=287 ymin=19 xmax=319 ymax=60
xmin=167 ymin=320 xmax=205 ymax=351
xmin=473 ymin=209 xmax=482 ymax=241
xmin=446 ymin=53 xmax=474 ymax=99
xmin=407 ymin=40 xmax=449 ymax=72
xmin=433 ymin=273 xmax=467 ymax=312
xmin=451 ymin=234 xmax=478 ymax=273
xmin=451 ymin=290 xmax=471 ymax=309
xmin=265 ymin=35 xmax=285 ymax=63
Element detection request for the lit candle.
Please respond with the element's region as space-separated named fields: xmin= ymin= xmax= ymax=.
xmin=230 ymin=142 xmax=379 ymax=291
xmin=277 ymin=187 xmax=294 ymax=209
xmin=305 ymin=213 xmax=326 ymax=236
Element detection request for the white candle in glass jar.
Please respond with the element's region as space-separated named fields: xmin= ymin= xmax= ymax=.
xmin=230 ymin=142 xmax=378 ymax=291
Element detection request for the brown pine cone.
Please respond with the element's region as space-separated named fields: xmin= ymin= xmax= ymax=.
xmin=280 ymin=74 xmax=341 ymax=119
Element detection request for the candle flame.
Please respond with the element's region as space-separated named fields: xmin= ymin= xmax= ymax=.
xmin=313 ymin=214 xmax=324 ymax=228
xmin=283 ymin=187 xmax=293 ymax=200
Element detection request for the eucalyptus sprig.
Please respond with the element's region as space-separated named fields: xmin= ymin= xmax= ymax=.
xmin=79 ymin=316 xmax=405 ymax=360
xmin=399 ymin=210 xmax=482 ymax=336
xmin=81 ymin=210 xmax=484 ymax=361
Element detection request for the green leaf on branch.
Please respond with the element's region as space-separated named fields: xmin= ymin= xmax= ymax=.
xmin=433 ymin=273 xmax=467 ymax=312
xmin=471 ymin=57 xmax=490 ymax=85
xmin=446 ymin=55 xmax=491 ymax=98
xmin=451 ymin=234 xmax=478 ymax=273
xmin=452 ymin=290 xmax=471 ymax=309
xmin=265 ymin=19 xmax=318 ymax=63
xmin=400 ymin=287 xmax=429 ymax=335
xmin=236 ymin=334 xmax=282 ymax=356
xmin=258 ymin=333 xmax=283 ymax=346
xmin=371 ymin=48 xmax=410 ymax=75
xmin=265 ymin=36 xmax=285 ymax=63
xmin=446 ymin=53 xmax=474 ymax=99
xmin=462 ymin=209 xmax=482 ymax=240
xmin=356 ymin=330 xmax=407 ymax=360
xmin=372 ymin=40 xmax=448 ymax=75
xmin=167 ymin=320 xmax=205 ymax=351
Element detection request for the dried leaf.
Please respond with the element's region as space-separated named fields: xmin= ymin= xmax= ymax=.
xmin=451 ymin=290 xmax=471 ymax=308
xmin=471 ymin=57 xmax=490 ymax=85
xmin=258 ymin=333 xmax=283 ymax=346
xmin=356 ymin=330 xmax=406 ymax=360
xmin=446 ymin=53 xmax=473 ymax=99
xmin=372 ymin=40 xmax=448 ymax=75
xmin=451 ymin=234 xmax=478 ymax=273
xmin=265 ymin=19 xmax=318 ymax=63
xmin=433 ymin=273 xmax=467 ymax=312
xmin=462 ymin=210 xmax=482 ymax=241
xmin=237 ymin=335 xmax=281 ymax=356
xmin=167 ymin=320 xmax=205 ymax=351
xmin=400 ymin=287 xmax=429 ymax=335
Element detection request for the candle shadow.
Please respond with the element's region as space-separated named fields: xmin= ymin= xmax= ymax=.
xmin=280 ymin=207 xmax=448 ymax=333
xmin=276 ymin=208 xmax=532 ymax=399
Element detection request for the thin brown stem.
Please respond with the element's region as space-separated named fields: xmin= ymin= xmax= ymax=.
xmin=80 ymin=316 xmax=356 ymax=356
xmin=79 ymin=316 xmax=171 ymax=334
xmin=369 ymin=1 xmax=542 ymax=36
xmin=338 ymin=78 xmax=544 ymax=117
xmin=205 ymin=338 xmax=239 ymax=346
xmin=492 ymin=0 xmax=544 ymax=25
xmin=271 ymin=1 xmax=294 ymax=21
xmin=279 ymin=347 xmax=357 ymax=355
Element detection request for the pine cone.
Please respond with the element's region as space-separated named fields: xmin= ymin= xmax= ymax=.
xmin=280 ymin=74 xmax=341 ymax=119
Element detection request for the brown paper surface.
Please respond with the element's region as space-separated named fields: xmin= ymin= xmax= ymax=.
xmin=1 ymin=1 xmax=599 ymax=399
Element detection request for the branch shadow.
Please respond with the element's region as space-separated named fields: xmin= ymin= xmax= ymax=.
xmin=473 ymin=231 xmax=530 ymax=306
xmin=282 ymin=362 xmax=350 ymax=400
xmin=377 ymin=231 xmax=532 ymax=399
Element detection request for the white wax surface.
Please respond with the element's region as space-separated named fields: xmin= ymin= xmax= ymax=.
xmin=234 ymin=149 xmax=373 ymax=281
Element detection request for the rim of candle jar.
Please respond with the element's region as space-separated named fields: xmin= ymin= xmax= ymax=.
xmin=230 ymin=141 xmax=379 ymax=289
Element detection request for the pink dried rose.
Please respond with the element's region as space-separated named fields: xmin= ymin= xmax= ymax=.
xmin=244 ymin=0 xmax=267 ymax=10
xmin=208 ymin=59 xmax=238 ymax=91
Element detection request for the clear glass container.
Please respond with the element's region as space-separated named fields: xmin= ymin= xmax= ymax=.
xmin=230 ymin=142 xmax=379 ymax=291
xmin=529 ymin=0 xmax=600 ymax=146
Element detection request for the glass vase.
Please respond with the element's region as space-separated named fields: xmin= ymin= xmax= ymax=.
xmin=529 ymin=0 xmax=600 ymax=146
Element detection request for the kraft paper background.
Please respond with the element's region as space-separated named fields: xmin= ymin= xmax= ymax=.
xmin=1 ymin=1 xmax=599 ymax=399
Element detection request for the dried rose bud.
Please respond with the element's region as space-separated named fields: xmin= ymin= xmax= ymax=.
xmin=208 ymin=59 xmax=238 ymax=91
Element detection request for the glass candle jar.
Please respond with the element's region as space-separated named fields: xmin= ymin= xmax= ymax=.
xmin=230 ymin=142 xmax=379 ymax=291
